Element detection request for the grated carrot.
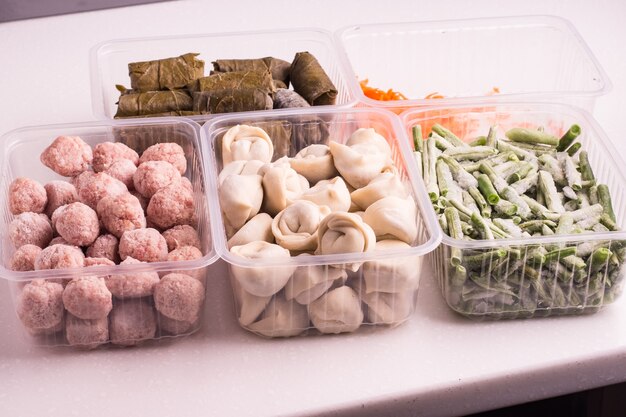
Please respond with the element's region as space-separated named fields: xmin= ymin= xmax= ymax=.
xmin=359 ymin=79 xmax=408 ymax=101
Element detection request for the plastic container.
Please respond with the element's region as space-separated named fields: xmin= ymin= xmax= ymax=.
xmin=201 ymin=107 xmax=441 ymax=337
xmin=401 ymin=102 xmax=626 ymax=320
xmin=0 ymin=118 xmax=218 ymax=348
xmin=90 ymin=28 xmax=356 ymax=121
xmin=337 ymin=15 xmax=611 ymax=112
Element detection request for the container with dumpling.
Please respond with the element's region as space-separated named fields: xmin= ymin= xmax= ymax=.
xmin=201 ymin=108 xmax=441 ymax=338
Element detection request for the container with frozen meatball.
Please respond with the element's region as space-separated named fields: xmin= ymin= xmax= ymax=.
xmin=201 ymin=108 xmax=441 ymax=338
xmin=0 ymin=118 xmax=217 ymax=348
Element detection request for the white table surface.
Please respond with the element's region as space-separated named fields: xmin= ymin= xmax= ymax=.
xmin=1 ymin=1 xmax=626 ymax=416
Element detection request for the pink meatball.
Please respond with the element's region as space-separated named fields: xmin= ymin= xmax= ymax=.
xmin=105 ymin=257 xmax=160 ymax=299
xmin=162 ymin=225 xmax=202 ymax=252
xmin=65 ymin=313 xmax=109 ymax=349
xmin=97 ymin=193 xmax=146 ymax=238
xmin=167 ymin=245 xmax=203 ymax=262
xmin=133 ymin=161 xmax=181 ymax=198
xmin=77 ymin=172 xmax=128 ymax=210
xmin=17 ymin=280 xmax=64 ymax=332
xmin=146 ymin=183 xmax=195 ymax=230
xmin=49 ymin=236 xmax=70 ymax=246
xmin=92 ymin=142 xmax=139 ymax=173
xmin=104 ymin=159 xmax=137 ymax=190
xmin=35 ymin=244 xmax=85 ymax=270
xmin=109 ymin=299 xmax=156 ymax=346
xmin=130 ymin=190 xmax=149 ymax=211
xmin=9 ymin=177 xmax=47 ymax=215
xmin=119 ymin=228 xmax=167 ymax=263
xmin=154 ymin=273 xmax=205 ymax=323
xmin=84 ymin=257 xmax=116 ymax=267
xmin=40 ymin=136 xmax=93 ymax=177
xmin=86 ymin=234 xmax=119 ymax=263
xmin=139 ymin=143 xmax=187 ymax=175
xmin=62 ymin=276 xmax=112 ymax=320
xmin=55 ymin=202 xmax=100 ymax=246
xmin=9 ymin=212 xmax=53 ymax=249
xmin=10 ymin=244 xmax=42 ymax=271
xmin=157 ymin=312 xmax=197 ymax=335
xmin=44 ymin=181 xmax=78 ymax=218
xmin=71 ymin=170 xmax=94 ymax=193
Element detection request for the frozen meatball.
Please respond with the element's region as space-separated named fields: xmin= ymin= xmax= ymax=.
xmin=86 ymin=234 xmax=119 ymax=263
xmin=84 ymin=257 xmax=116 ymax=267
xmin=106 ymin=257 xmax=159 ymax=299
xmin=63 ymin=276 xmax=112 ymax=320
xmin=97 ymin=193 xmax=146 ymax=238
xmin=154 ymin=273 xmax=205 ymax=323
xmin=55 ymin=202 xmax=100 ymax=246
xmin=133 ymin=161 xmax=181 ymax=198
xmin=10 ymin=244 xmax=42 ymax=271
xmin=92 ymin=142 xmax=139 ymax=172
xmin=77 ymin=172 xmax=128 ymax=210
xmin=157 ymin=312 xmax=197 ymax=335
xmin=40 ymin=135 xmax=92 ymax=177
xmin=109 ymin=299 xmax=156 ymax=346
xmin=180 ymin=177 xmax=193 ymax=192
xmin=119 ymin=228 xmax=167 ymax=262
xmin=146 ymin=183 xmax=195 ymax=230
xmin=167 ymin=246 xmax=205 ymax=281
xmin=139 ymin=142 xmax=187 ymax=175
xmin=9 ymin=212 xmax=53 ymax=248
xmin=35 ymin=244 xmax=85 ymax=270
xmin=65 ymin=313 xmax=109 ymax=349
xmin=104 ymin=159 xmax=137 ymax=190
xmin=9 ymin=177 xmax=47 ymax=215
xmin=16 ymin=280 xmax=64 ymax=332
xmin=162 ymin=225 xmax=201 ymax=252
xmin=130 ymin=191 xmax=149 ymax=212
xmin=71 ymin=170 xmax=94 ymax=193
xmin=49 ymin=236 xmax=70 ymax=246
xmin=44 ymin=181 xmax=78 ymax=218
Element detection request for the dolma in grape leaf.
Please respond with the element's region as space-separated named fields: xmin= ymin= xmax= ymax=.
xmin=129 ymin=53 xmax=205 ymax=92
xmin=192 ymin=88 xmax=273 ymax=114
xmin=290 ymin=52 xmax=337 ymax=106
xmin=114 ymin=90 xmax=193 ymax=117
xmin=187 ymin=70 xmax=275 ymax=95
xmin=212 ymin=57 xmax=291 ymax=87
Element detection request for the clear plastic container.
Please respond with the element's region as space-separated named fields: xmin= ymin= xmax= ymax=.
xmin=90 ymin=28 xmax=356 ymax=121
xmin=200 ymin=107 xmax=441 ymax=337
xmin=337 ymin=15 xmax=611 ymax=112
xmin=0 ymin=118 xmax=218 ymax=348
xmin=401 ymin=102 xmax=626 ymax=320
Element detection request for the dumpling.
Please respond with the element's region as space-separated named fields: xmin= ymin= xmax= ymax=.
xmin=229 ymin=241 xmax=295 ymax=297
xmin=219 ymin=174 xmax=263 ymax=230
xmin=316 ymin=211 xmax=376 ymax=256
xmin=308 ymin=286 xmax=364 ymax=334
xmin=298 ymin=177 xmax=351 ymax=212
xmin=272 ymin=201 xmax=330 ymax=252
xmin=231 ymin=276 xmax=272 ymax=326
xmin=247 ymin=293 xmax=309 ymax=338
xmin=350 ymin=170 xmax=409 ymax=210
xmin=329 ymin=141 xmax=392 ymax=189
xmin=363 ymin=240 xmax=421 ymax=293
xmin=363 ymin=196 xmax=418 ymax=244
xmin=261 ymin=163 xmax=310 ymax=216
xmin=289 ymin=144 xmax=338 ymax=184
xmin=227 ymin=213 xmax=274 ymax=249
xmin=345 ymin=128 xmax=392 ymax=159
xmin=353 ymin=279 xmax=414 ymax=325
xmin=218 ymin=160 xmax=265 ymax=185
xmin=222 ymin=124 xmax=273 ymax=165
xmin=285 ymin=256 xmax=348 ymax=305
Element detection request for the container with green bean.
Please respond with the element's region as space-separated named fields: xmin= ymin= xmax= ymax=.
xmin=402 ymin=103 xmax=626 ymax=319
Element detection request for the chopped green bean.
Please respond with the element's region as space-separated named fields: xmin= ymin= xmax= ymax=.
xmin=556 ymin=124 xmax=581 ymax=151
xmin=412 ymin=125 xmax=423 ymax=152
xmin=506 ymin=127 xmax=559 ymax=146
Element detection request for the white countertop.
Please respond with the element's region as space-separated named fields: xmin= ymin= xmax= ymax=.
xmin=1 ymin=1 xmax=626 ymax=416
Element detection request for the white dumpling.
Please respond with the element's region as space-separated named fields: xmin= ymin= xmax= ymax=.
xmin=218 ymin=160 xmax=265 ymax=185
xmin=353 ymin=279 xmax=414 ymax=325
xmin=308 ymin=286 xmax=364 ymax=334
xmin=272 ymin=201 xmax=330 ymax=252
xmin=363 ymin=196 xmax=418 ymax=244
xmin=286 ymin=255 xmax=348 ymax=305
xmin=363 ymin=240 xmax=421 ymax=293
xmin=345 ymin=128 xmax=392 ymax=159
xmin=298 ymin=177 xmax=351 ymax=212
xmin=231 ymin=276 xmax=272 ymax=326
xmin=350 ymin=171 xmax=409 ymax=210
xmin=261 ymin=163 xmax=310 ymax=216
xmin=329 ymin=141 xmax=392 ymax=189
xmin=229 ymin=241 xmax=295 ymax=297
xmin=247 ymin=293 xmax=309 ymax=338
xmin=222 ymin=124 xmax=273 ymax=165
xmin=316 ymin=211 xmax=376 ymax=256
xmin=219 ymin=174 xmax=263 ymax=231
xmin=289 ymin=144 xmax=338 ymax=184
xmin=227 ymin=213 xmax=274 ymax=249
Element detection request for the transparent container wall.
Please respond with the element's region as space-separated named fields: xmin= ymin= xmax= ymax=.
xmin=0 ymin=119 xmax=216 ymax=347
xmin=91 ymin=29 xmax=355 ymax=121
xmin=202 ymin=108 xmax=439 ymax=337
xmin=402 ymin=102 xmax=626 ymax=320
xmin=338 ymin=16 xmax=610 ymax=112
